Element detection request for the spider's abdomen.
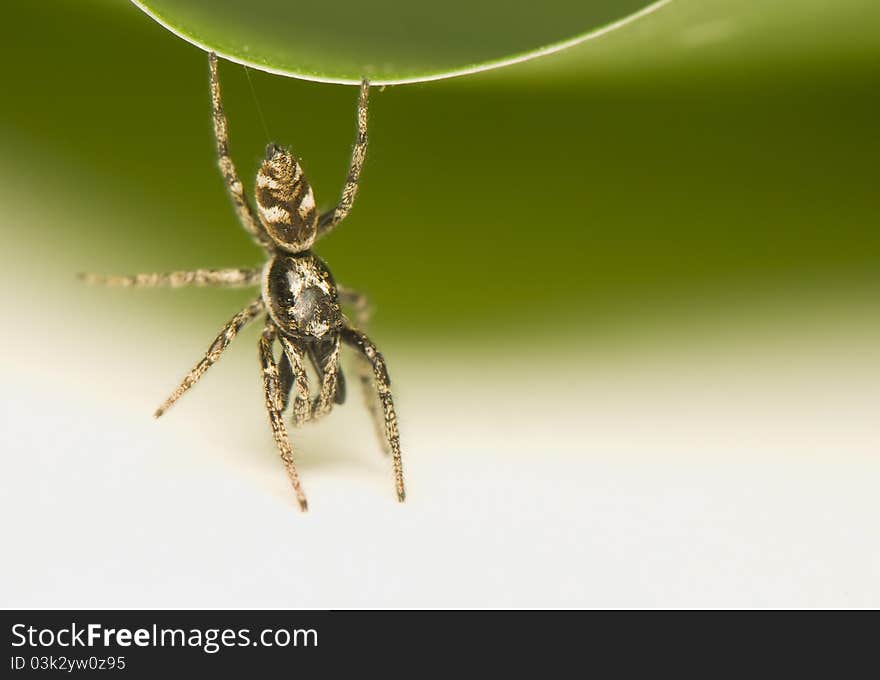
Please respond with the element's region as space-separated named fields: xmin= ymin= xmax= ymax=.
xmin=263 ymin=252 xmax=342 ymax=340
xmin=256 ymin=144 xmax=318 ymax=253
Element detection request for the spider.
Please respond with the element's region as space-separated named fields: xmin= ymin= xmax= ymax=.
xmin=82 ymin=53 xmax=405 ymax=511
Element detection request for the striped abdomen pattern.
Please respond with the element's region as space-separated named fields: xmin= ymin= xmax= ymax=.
xmin=256 ymin=144 xmax=318 ymax=252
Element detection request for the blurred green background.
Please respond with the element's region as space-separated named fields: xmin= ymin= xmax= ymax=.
xmin=1 ymin=0 xmax=879 ymax=609
xmin=0 ymin=0 xmax=877 ymax=347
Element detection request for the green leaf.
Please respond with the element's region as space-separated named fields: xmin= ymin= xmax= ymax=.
xmin=132 ymin=0 xmax=670 ymax=85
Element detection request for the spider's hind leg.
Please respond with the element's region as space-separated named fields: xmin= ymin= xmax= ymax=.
xmin=209 ymin=52 xmax=274 ymax=250
xmin=316 ymin=79 xmax=370 ymax=238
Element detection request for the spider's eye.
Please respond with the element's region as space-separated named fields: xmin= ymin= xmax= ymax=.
xmin=255 ymin=146 xmax=318 ymax=252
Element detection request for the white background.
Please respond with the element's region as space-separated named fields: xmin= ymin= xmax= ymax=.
xmin=2 ymin=269 xmax=878 ymax=608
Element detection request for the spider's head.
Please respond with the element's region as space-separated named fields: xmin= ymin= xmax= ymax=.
xmin=255 ymin=144 xmax=318 ymax=253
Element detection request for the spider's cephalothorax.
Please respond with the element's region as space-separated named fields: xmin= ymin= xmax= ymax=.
xmin=83 ymin=53 xmax=405 ymax=511
xmin=264 ymin=252 xmax=342 ymax=339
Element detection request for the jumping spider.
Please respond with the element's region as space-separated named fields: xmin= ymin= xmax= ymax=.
xmin=83 ymin=53 xmax=405 ymax=511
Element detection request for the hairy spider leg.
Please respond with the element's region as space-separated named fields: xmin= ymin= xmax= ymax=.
xmin=260 ymin=324 xmax=309 ymax=511
xmin=277 ymin=333 xmax=313 ymax=426
xmin=209 ymin=52 xmax=274 ymax=251
xmin=79 ymin=268 xmax=262 ymax=288
xmin=317 ymin=79 xmax=370 ymax=238
xmin=308 ymin=335 xmax=343 ymax=421
xmin=340 ymin=325 xmax=406 ymax=502
xmin=337 ymin=286 xmax=390 ymax=456
xmin=154 ymin=298 xmax=265 ymax=418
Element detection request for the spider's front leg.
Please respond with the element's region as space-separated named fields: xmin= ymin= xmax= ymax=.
xmin=308 ymin=335 xmax=344 ymax=421
xmin=341 ymin=325 xmax=406 ymax=502
xmin=277 ymin=333 xmax=312 ymax=426
xmin=338 ymin=286 xmax=390 ymax=456
xmin=154 ymin=298 xmax=264 ymax=417
xmin=259 ymin=324 xmax=309 ymax=511
xmin=317 ymin=78 xmax=370 ymax=238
